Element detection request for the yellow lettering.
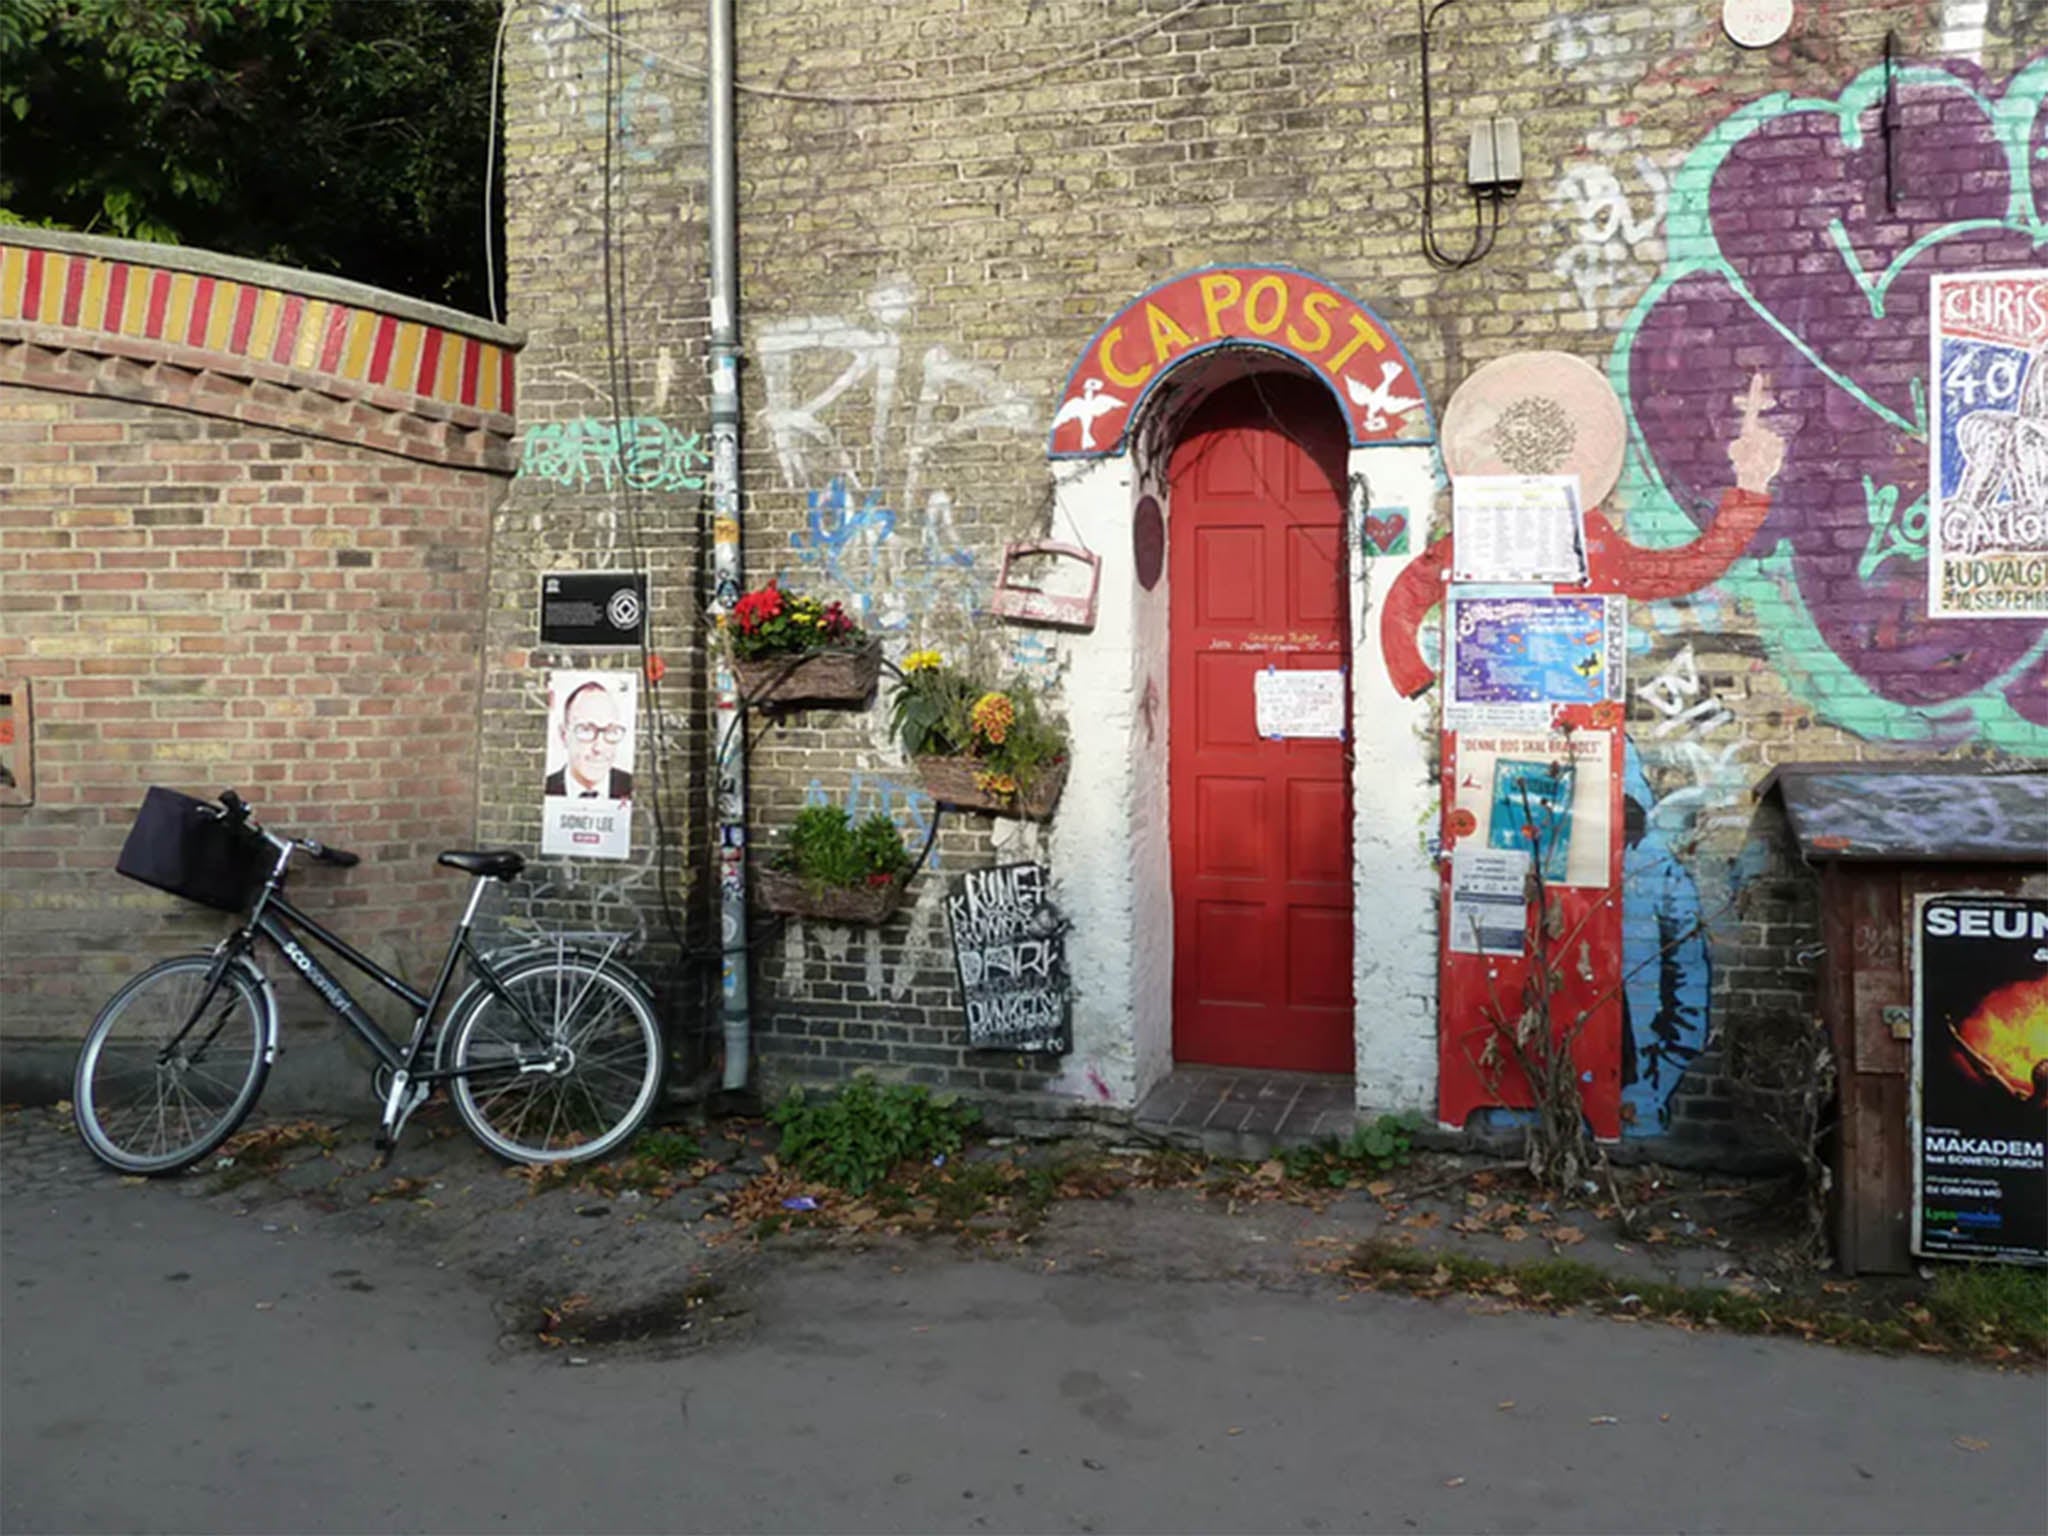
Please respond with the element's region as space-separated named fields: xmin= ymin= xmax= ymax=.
xmin=1096 ymin=325 xmax=1154 ymax=388
xmin=1244 ymin=275 xmax=1288 ymax=335
xmin=1146 ymin=302 xmax=1196 ymax=363
xmin=1286 ymin=290 xmax=1336 ymax=355
xmin=1197 ymin=273 xmax=1242 ymax=338
xmin=1324 ymin=312 xmax=1386 ymax=376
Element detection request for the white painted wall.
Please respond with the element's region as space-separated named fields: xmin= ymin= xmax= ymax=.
xmin=1345 ymin=444 xmax=1443 ymax=1115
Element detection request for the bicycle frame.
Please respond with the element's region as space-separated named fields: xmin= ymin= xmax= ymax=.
xmin=169 ymin=840 xmax=561 ymax=1140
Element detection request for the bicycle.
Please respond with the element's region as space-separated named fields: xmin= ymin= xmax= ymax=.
xmin=72 ymin=787 xmax=665 ymax=1176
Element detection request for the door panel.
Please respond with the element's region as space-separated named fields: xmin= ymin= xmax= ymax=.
xmin=1169 ymin=374 xmax=1354 ymax=1073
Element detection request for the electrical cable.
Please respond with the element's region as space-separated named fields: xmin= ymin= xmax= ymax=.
xmin=1418 ymin=0 xmax=1503 ymax=271
xmin=541 ymin=0 xmax=1218 ymax=108
xmin=483 ymin=0 xmax=514 ymax=324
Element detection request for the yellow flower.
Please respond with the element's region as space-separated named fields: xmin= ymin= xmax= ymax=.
xmin=902 ymin=649 xmax=943 ymax=674
xmin=974 ymin=770 xmax=1018 ymax=797
xmin=970 ymin=691 xmax=1015 ymax=746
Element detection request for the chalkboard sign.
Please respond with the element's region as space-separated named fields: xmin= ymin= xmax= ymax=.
xmin=946 ymin=863 xmax=1070 ymax=1054
xmin=540 ymin=572 xmax=647 ymax=647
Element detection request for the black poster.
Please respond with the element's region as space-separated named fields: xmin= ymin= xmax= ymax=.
xmin=1912 ymin=894 xmax=2048 ymax=1265
xmin=946 ymin=863 xmax=1070 ymax=1054
xmin=540 ymin=572 xmax=647 ymax=647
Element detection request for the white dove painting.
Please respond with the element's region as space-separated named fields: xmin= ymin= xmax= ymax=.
xmin=1051 ymin=377 xmax=1126 ymax=451
xmin=1344 ymin=360 xmax=1422 ymax=433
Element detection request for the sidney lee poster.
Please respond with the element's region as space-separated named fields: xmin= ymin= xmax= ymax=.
xmin=1911 ymin=894 xmax=2048 ymax=1265
xmin=539 ymin=669 xmax=637 ymax=862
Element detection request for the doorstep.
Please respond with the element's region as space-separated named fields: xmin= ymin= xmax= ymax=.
xmin=1133 ymin=1066 xmax=1355 ymax=1161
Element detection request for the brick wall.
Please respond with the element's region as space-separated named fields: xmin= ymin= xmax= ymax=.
xmin=492 ymin=2 xmax=2046 ymax=1141
xmin=0 ymin=231 xmax=517 ymax=1099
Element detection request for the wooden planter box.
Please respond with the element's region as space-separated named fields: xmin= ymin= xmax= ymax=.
xmin=732 ymin=641 xmax=881 ymax=709
xmin=755 ymin=866 xmax=909 ymax=925
xmin=914 ymin=754 xmax=1067 ymax=819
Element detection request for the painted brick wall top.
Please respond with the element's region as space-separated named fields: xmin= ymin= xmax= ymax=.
xmin=0 ymin=228 xmax=522 ymax=425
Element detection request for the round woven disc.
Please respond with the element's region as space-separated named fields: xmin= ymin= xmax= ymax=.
xmin=1440 ymin=351 xmax=1628 ymax=509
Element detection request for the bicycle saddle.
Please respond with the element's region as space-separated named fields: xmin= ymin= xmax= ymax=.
xmin=437 ymin=850 xmax=527 ymax=879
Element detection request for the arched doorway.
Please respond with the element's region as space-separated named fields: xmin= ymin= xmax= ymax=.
xmin=1167 ymin=372 xmax=1354 ymax=1072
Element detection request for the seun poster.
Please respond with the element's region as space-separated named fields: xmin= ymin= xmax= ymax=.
xmin=1911 ymin=893 xmax=2048 ymax=1265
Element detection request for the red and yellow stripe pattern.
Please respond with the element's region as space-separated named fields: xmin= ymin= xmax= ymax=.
xmin=0 ymin=241 xmax=513 ymax=416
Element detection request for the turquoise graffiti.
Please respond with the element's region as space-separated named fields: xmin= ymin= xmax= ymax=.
xmin=519 ymin=417 xmax=710 ymax=494
xmin=1611 ymin=58 xmax=2048 ymax=751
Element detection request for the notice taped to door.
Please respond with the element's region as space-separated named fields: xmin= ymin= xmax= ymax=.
xmin=947 ymin=863 xmax=1070 ymax=1054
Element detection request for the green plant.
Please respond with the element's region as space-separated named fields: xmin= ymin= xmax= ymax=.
xmin=770 ymin=1072 xmax=980 ymax=1195
xmin=723 ymin=580 xmax=866 ymax=660
xmin=889 ymin=649 xmax=1067 ymax=800
xmin=1277 ymin=1114 xmax=1421 ymax=1187
xmin=772 ymin=805 xmax=912 ymax=891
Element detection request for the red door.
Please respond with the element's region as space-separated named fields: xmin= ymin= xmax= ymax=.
xmin=1169 ymin=375 xmax=1354 ymax=1073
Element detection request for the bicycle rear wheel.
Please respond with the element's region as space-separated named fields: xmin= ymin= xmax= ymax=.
xmin=73 ymin=956 xmax=271 ymax=1175
xmin=446 ymin=958 xmax=663 ymax=1164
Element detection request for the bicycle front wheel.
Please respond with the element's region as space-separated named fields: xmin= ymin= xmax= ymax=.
xmin=447 ymin=958 xmax=664 ymax=1164
xmin=73 ymin=956 xmax=271 ymax=1175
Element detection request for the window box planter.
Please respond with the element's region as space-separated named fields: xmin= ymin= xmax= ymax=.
xmin=732 ymin=640 xmax=882 ymax=709
xmin=755 ymin=866 xmax=909 ymax=925
xmin=913 ymin=753 xmax=1068 ymax=820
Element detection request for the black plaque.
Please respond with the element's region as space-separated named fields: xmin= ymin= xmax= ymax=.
xmin=946 ymin=863 xmax=1071 ymax=1054
xmin=1912 ymin=894 xmax=2047 ymax=1265
xmin=540 ymin=572 xmax=647 ymax=646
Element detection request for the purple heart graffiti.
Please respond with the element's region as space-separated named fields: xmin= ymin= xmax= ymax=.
xmin=1622 ymin=61 xmax=2047 ymax=739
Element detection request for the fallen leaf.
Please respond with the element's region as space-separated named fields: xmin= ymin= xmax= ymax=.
xmin=1547 ymin=1226 xmax=1587 ymax=1246
xmin=1366 ymin=1179 xmax=1395 ymax=1198
xmin=1659 ymin=1413 xmax=1671 ymax=1423
xmin=1256 ymin=1160 xmax=1285 ymax=1182
xmin=1227 ymin=1427 xmax=1243 ymax=1436
xmin=1496 ymin=1400 xmax=1516 ymax=1411
xmin=1500 ymin=1224 xmax=1529 ymax=1243
xmin=1589 ymin=1415 xmax=1618 ymax=1426
xmin=1466 ymin=1192 xmax=1489 ymax=1209
xmin=1954 ymin=1437 xmax=1989 ymax=1453
xmin=1443 ymin=1477 xmax=1466 ymax=1488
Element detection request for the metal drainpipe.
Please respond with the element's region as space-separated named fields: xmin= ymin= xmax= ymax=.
xmin=707 ymin=0 xmax=749 ymax=1091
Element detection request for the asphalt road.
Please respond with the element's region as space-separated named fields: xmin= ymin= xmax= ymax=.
xmin=4 ymin=1145 xmax=2043 ymax=1535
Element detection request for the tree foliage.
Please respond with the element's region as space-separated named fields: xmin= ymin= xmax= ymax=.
xmin=0 ymin=0 xmax=502 ymax=314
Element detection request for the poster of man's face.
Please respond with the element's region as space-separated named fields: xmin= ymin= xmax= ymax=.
xmin=541 ymin=670 xmax=637 ymax=861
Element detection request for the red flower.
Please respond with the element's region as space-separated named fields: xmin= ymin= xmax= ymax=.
xmin=732 ymin=583 xmax=785 ymax=633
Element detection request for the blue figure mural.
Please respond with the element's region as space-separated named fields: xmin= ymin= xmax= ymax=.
xmin=1620 ymin=741 xmax=1711 ymax=1136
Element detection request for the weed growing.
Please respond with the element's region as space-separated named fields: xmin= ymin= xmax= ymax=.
xmin=1343 ymin=1238 xmax=2046 ymax=1363
xmin=770 ymin=1072 xmax=979 ymax=1195
xmin=1277 ymin=1114 xmax=1422 ymax=1187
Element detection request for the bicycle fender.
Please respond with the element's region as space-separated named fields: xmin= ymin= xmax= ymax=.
xmin=231 ymin=955 xmax=285 ymax=1066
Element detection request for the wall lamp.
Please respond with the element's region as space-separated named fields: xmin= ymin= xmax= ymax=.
xmin=1420 ymin=0 xmax=1521 ymax=269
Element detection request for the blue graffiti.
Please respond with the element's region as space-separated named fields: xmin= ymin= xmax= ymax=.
xmin=789 ymin=477 xmax=897 ymax=624
xmin=786 ymin=479 xmax=987 ymax=633
xmin=1620 ymin=740 xmax=1711 ymax=1137
xmin=804 ymin=773 xmax=938 ymax=868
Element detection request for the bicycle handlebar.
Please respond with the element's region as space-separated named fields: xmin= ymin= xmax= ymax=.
xmin=214 ymin=789 xmax=358 ymax=868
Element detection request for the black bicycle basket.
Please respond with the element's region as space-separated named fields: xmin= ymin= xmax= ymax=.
xmin=116 ymin=787 xmax=269 ymax=913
